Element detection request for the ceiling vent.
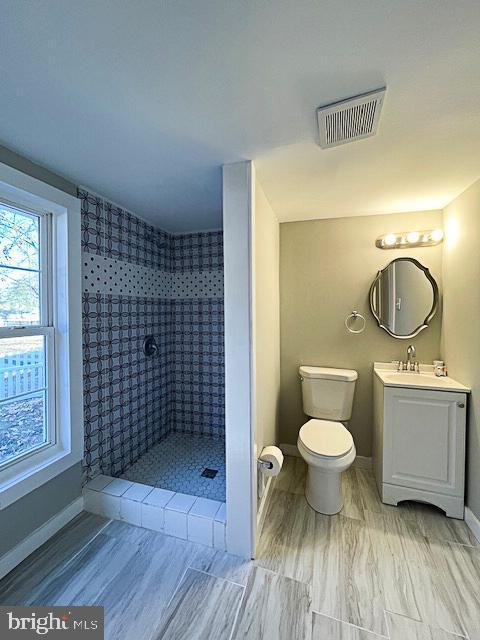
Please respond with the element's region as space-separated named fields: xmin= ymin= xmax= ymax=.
xmin=316 ymin=87 xmax=386 ymax=149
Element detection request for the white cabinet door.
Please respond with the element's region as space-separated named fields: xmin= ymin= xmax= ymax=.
xmin=384 ymin=387 xmax=466 ymax=496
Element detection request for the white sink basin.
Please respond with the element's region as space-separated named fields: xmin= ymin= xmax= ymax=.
xmin=374 ymin=364 xmax=470 ymax=392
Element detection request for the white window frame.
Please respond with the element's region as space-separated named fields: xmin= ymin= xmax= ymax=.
xmin=0 ymin=162 xmax=83 ymax=510
xmin=0 ymin=208 xmax=56 ymax=471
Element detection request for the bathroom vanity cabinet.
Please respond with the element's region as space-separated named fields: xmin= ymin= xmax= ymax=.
xmin=373 ymin=364 xmax=469 ymax=519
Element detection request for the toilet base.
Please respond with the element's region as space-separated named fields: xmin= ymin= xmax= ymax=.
xmin=305 ymin=466 xmax=343 ymax=514
xmin=298 ymin=440 xmax=356 ymax=515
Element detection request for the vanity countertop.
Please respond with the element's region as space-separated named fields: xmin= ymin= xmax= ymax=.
xmin=374 ymin=362 xmax=470 ymax=393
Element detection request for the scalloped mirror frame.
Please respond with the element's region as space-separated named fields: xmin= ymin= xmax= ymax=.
xmin=369 ymin=257 xmax=439 ymax=339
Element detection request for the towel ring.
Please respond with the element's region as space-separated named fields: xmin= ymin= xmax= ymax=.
xmin=345 ymin=311 xmax=366 ymax=334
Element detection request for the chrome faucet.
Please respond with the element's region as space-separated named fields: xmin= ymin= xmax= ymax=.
xmin=406 ymin=345 xmax=418 ymax=372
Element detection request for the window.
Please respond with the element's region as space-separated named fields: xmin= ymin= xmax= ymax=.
xmin=0 ymin=163 xmax=82 ymax=510
xmin=0 ymin=204 xmax=55 ymax=468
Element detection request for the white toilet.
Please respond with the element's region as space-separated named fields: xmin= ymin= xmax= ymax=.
xmin=297 ymin=365 xmax=358 ymax=514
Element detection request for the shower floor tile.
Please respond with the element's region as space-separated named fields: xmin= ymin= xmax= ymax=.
xmin=120 ymin=432 xmax=225 ymax=501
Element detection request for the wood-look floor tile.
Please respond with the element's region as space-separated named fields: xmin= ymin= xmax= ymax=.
xmin=97 ymin=534 xmax=199 ymax=640
xmin=273 ymin=456 xmax=306 ymax=495
xmin=190 ymin=546 xmax=252 ymax=586
xmin=0 ymin=512 xmax=109 ymax=604
xmin=28 ymin=533 xmax=137 ymax=606
xmin=397 ymin=544 xmax=467 ymax=636
xmin=232 ymin=566 xmax=310 ymax=640
xmin=355 ymin=470 xmax=415 ymax=521
xmin=408 ymin=502 xmax=479 ymax=547
xmin=386 ymin=612 xmax=467 ymax=639
xmin=357 ymin=469 xmax=477 ymax=547
xmin=429 ymin=540 xmax=480 ymax=640
xmin=255 ymin=489 xmax=315 ymax=584
xmin=102 ymin=519 xmax=162 ymax=547
xmin=155 ymin=568 xmax=243 ymax=640
xmin=363 ymin=510 xmax=430 ymax=566
xmin=360 ymin=511 xmax=465 ymax=635
xmin=312 ymin=612 xmax=386 ymax=639
xmin=341 ymin=468 xmax=365 ymax=521
xmin=312 ymin=513 xmax=388 ymax=636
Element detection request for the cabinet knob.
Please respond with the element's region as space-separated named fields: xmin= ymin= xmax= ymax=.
xmin=457 ymin=402 xmax=465 ymax=408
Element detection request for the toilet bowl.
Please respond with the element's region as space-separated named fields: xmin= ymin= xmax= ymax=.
xmin=297 ymin=419 xmax=356 ymax=514
xmin=298 ymin=365 xmax=358 ymax=515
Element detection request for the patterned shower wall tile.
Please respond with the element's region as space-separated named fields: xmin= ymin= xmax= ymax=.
xmin=82 ymin=292 xmax=172 ymax=481
xmin=79 ymin=189 xmax=105 ymax=255
xmin=81 ymin=253 xmax=223 ymax=299
xmin=171 ymin=231 xmax=223 ymax=272
xmin=80 ymin=187 xmax=170 ymax=270
xmin=82 ymin=254 xmax=172 ymax=298
xmin=171 ymin=299 xmax=225 ymax=437
xmin=80 ymin=188 xmax=225 ymax=484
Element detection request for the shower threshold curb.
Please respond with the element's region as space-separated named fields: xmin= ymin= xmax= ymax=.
xmin=83 ymin=474 xmax=226 ymax=550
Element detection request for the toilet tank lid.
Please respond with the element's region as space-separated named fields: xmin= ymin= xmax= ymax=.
xmin=299 ymin=366 xmax=358 ymax=382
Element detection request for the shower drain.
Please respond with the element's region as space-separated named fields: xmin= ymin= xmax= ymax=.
xmin=201 ymin=468 xmax=218 ymax=479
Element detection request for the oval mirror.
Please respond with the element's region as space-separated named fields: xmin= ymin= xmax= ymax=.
xmin=369 ymin=257 xmax=438 ymax=339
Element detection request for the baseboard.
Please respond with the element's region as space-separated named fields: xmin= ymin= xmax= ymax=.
xmin=279 ymin=443 xmax=301 ymax=457
xmin=0 ymin=496 xmax=84 ymax=580
xmin=465 ymin=506 xmax=480 ymax=544
xmin=353 ymin=456 xmax=372 ymax=470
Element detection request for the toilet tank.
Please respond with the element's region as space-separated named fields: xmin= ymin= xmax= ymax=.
xmin=299 ymin=366 xmax=358 ymax=421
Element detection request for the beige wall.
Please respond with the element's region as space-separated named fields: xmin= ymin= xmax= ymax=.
xmin=253 ymin=177 xmax=280 ymax=454
xmin=442 ymin=179 xmax=480 ymax=519
xmin=280 ymin=210 xmax=443 ymax=456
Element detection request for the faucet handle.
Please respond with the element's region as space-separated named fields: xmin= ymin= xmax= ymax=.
xmin=397 ymin=361 xmax=404 ymax=371
xmin=414 ymin=361 xmax=420 ymax=373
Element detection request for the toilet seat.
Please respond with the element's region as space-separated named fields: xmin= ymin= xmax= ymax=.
xmin=299 ymin=419 xmax=353 ymax=459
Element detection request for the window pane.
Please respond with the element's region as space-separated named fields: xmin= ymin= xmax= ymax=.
xmin=0 ymin=391 xmax=47 ymax=465
xmin=0 ymin=205 xmax=41 ymax=327
xmin=0 ymin=336 xmax=47 ymax=465
xmin=0 ymin=267 xmax=40 ymax=326
xmin=0 ymin=205 xmax=40 ymax=270
xmin=0 ymin=336 xmax=45 ymax=399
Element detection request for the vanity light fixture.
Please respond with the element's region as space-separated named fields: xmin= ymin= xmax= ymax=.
xmin=406 ymin=231 xmax=420 ymax=244
xmin=376 ymin=228 xmax=444 ymax=250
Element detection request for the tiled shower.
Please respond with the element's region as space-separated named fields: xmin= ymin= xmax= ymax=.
xmin=80 ymin=189 xmax=225 ymax=502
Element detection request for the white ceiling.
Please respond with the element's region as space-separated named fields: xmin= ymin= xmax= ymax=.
xmin=1 ymin=1 xmax=479 ymax=231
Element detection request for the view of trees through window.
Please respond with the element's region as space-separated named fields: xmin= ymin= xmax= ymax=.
xmin=0 ymin=205 xmax=40 ymax=326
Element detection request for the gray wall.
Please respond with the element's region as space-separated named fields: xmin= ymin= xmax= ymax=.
xmin=0 ymin=144 xmax=77 ymax=196
xmin=0 ymin=463 xmax=82 ymax=556
xmin=0 ymin=145 xmax=82 ymax=559
xmin=442 ymin=178 xmax=480 ymax=520
xmin=280 ymin=210 xmax=443 ymax=456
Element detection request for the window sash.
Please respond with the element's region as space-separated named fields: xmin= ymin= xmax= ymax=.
xmin=0 ymin=326 xmax=56 ymax=471
xmin=0 ymin=204 xmax=56 ymax=470
xmin=0 ymin=202 xmax=52 ymax=330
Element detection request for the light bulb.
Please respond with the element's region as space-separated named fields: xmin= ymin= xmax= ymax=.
xmin=407 ymin=231 xmax=420 ymax=244
xmin=431 ymin=228 xmax=444 ymax=242
xmin=384 ymin=233 xmax=396 ymax=246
